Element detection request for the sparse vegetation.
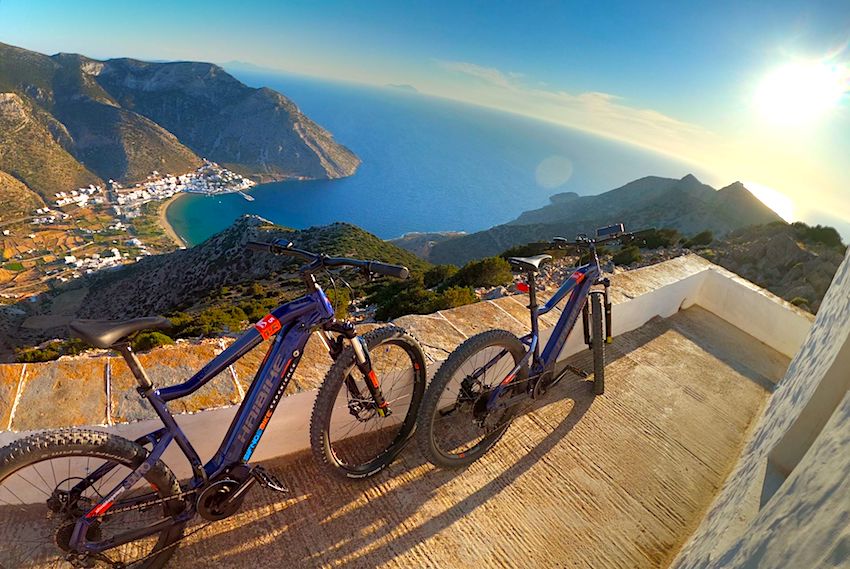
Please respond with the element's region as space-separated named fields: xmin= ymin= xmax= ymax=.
xmin=424 ymin=264 xmax=458 ymax=288
xmin=791 ymin=222 xmax=845 ymax=252
xmin=132 ymin=331 xmax=175 ymax=352
xmin=612 ymin=246 xmax=642 ymax=266
xmin=444 ymin=256 xmax=512 ymax=289
xmin=685 ymin=230 xmax=714 ymax=248
xmin=635 ymin=228 xmax=681 ymax=249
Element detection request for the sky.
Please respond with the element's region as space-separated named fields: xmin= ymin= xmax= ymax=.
xmin=1 ymin=0 xmax=849 ymax=231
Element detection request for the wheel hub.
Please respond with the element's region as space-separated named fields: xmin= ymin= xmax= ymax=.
xmin=472 ymin=389 xmax=493 ymax=423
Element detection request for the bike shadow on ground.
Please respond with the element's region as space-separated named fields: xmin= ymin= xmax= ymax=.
xmin=168 ymin=320 xmax=671 ymax=568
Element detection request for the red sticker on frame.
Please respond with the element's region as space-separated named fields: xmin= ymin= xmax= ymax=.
xmin=254 ymin=314 xmax=282 ymax=340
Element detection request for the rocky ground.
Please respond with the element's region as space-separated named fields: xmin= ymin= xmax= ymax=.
xmin=469 ymin=225 xmax=844 ymax=315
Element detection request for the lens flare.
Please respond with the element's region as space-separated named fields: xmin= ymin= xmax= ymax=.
xmin=753 ymin=60 xmax=849 ymax=126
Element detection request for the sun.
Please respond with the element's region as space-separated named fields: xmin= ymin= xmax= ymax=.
xmin=743 ymin=181 xmax=795 ymax=222
xmin=753 ymin=61 xmax=848 ymax=126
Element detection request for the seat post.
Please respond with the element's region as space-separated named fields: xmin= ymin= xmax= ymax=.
xmin=527 ymin=270 xmax=541 ymax=361
xmin=115 ymin=343 xmax=154 ymax=392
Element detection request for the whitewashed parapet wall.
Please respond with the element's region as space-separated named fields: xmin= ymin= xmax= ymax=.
xmin=672 ymin=247 xmax=850 ymax=569
xmin=0 ymin=255 xmax=815 ymax=479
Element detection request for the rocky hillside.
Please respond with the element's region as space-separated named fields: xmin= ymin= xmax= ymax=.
xmin=78 ymin=216 xmax=425 ymax=318
xmin=0 ymin=42 xmax=359 ymax=199
xmin=1 ymin=216 xmax=425 ymax=356
xmin=0 ymin=170 xmax=44 ymax=222
xmin=427 ymin=174 xmax=782 ymax=265
xmin=700 ymin=222 xmax=846 ymax=312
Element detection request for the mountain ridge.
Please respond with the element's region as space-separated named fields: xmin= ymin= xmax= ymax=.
xmin=428 ymin=174 xmax=783 ymax=265
xmin=0 ymin=41 xmax=360 ymax=199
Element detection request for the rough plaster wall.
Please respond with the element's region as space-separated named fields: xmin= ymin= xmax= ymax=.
xmin=672 ymin=248 xmax=850 ymax=568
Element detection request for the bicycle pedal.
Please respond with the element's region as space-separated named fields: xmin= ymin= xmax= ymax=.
xmin=563 ymin=364 xmax=590 ymax=379
xmin=251 ymin=466 xmax=289 ymax=494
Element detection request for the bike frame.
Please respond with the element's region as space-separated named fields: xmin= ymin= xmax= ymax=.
xmin=69 ymin=285 xmax=343 ymax=553
xmin=485 ymin=247 xmax=606 ymax=410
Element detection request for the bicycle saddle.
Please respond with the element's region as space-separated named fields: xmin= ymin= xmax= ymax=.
xmin=69 ymin=317 xmax=172 ymax=349
xmin=508 ymin=254 xmax=552 ymax=273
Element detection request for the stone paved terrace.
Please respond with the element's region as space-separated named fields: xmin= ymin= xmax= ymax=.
xmin=166 ymin=306 xmax=786 ymax=568
xmin=0 ymin=255 xmax=811 ymax=567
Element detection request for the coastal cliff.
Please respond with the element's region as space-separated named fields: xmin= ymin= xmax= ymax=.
xmin=0 ymin=42 xmax=360 ymax=199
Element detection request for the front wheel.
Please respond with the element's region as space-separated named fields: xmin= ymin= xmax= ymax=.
xmin=310 ymin=325 xmax=427 ymax=480
xmin=0 ymin=429 xmax=185 ymax=568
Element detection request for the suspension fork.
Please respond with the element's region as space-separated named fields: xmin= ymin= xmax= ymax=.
xmin=350 ymin=335 xmax=391 ymax=417
xmin=583 ymin=279 xmax=614 ymax=347
xmin=602 ymin=278 xmax=613 ymax=343
xmin=322 ymin=321 xmax=391 ymax=417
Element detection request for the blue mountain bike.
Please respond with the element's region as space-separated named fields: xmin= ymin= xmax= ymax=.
xmin=0 ymin=240 xmax=426 ymax=568
xmin=417 ymin=224 xmax=644 ymax=468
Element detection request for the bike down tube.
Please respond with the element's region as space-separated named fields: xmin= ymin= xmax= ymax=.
xmin=537 ymin=264 xmax=591 ymax=316
xmin=208 ymin=290 xmax=334 ymax=474
xmin=539 ymin=265 xmax=599 ymax=366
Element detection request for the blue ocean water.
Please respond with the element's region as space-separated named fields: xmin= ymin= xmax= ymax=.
xmin=167 ymin=71 xmax=709 ymax=246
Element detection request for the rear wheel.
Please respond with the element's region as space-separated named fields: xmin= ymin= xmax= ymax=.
xmin=590 ymin=293 xmax=606 ymax=395
xmin=0 ymin=429 xmax=185 ymax=568
xmin=417 ymin=330 xmax=528 ymax=469
xmin=310 ymin=326 xmax=427 ymax=480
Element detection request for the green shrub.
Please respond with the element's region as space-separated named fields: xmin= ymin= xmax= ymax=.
xmin=248 ymin=282 xmax=266 ymax=298
xmin=612 ymin=246 xmax=642 ymax=266
xmin=434 ymin=286 xmax=477 ymax=311
xmin=173 ymin=305 xmax=248 ymax=337
xmin=370 ymin=272 xmax=478 ymax=321
xmin=374 ymin=285 xmax=439 ymax=321
xmin=789 ymin=296 xmax=810 ymax=308
xmin=448 ymin=257 xmax=512 ymax=288
xmin=685 ymin=230 xmax=714 ymax=248
xmin=326 ymin=287 xmax=351 ymax=320
xmin=132 ymin=331 xmax=175 ymax=352
xmin=792 ymin=222 xmax=845 ymax=251
xmin=635 ymin=228 xmax=680 ymax=249
xmin=16 ymin=343 xmax=62 ymax=363
xmin=501 ymin=242 xmax=552 ymax=259
xmin=579 ymin=245 xmax=610 ymax=265
xmin=424 ymin=264 xmax=458 ymax=288
xmin=238 ymin=299 xmax=272 ymax=323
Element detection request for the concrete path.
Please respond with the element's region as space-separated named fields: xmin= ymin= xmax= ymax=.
xmin=160 ymin=306 xmax=786 ymax=568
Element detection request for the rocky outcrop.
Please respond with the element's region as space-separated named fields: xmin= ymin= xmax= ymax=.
xmin=0 ymin=42 xmax=360 ymax=197
xmin=700 ymin=223 xmax=846 ymax=312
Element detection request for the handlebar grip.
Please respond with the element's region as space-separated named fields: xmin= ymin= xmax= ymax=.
xmin=367 ymin=262 xmax=410 ymax=280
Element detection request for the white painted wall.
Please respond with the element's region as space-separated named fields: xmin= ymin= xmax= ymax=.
xmin=696 ymin=268 xmax=812 ymax=358
xmin=672 ymin=248 xmax=850 ymax=569
xmin=0 ymin=263 xmax=814 ymax=497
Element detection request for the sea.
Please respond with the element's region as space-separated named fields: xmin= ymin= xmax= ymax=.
xmin=166 ymin=70 xmax=711 ymax=246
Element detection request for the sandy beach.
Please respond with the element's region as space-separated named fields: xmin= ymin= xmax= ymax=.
xmin=158 ymin=194 xmax=188 ymax=248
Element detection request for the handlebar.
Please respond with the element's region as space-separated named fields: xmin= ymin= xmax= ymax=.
xmin=246 ymin=239 xmax=410 ymax=280
xmin=551 ymin=227 xmax=657 ymax=249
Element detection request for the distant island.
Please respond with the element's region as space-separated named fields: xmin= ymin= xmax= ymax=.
xmin=386 ymin=83 xmax=419 ymax=93
xmin=0 ymin=41 xmax=360 ymax=301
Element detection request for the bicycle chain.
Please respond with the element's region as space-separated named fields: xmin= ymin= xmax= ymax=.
xmin=54 ymin=487 xmax=208 ymax=568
